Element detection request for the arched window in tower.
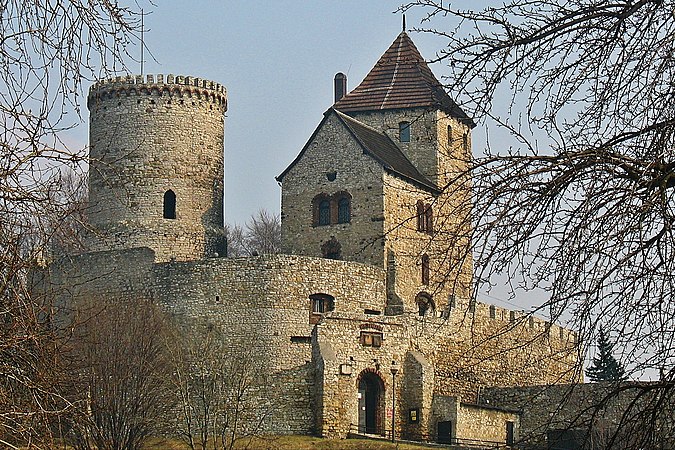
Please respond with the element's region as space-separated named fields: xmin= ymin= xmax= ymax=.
xmin=421 ymin=254 xmax=430 ymax=285
xmin=321 ymin=236 xmax=342 ymax=260
xmin=416 ymin=200 xmax=425 ymax=232
xmin=337 ymin=195 xmax=351 ymax=224
xmin=425 ymin=204 xmax=434 ymax=234
xmin=163 ymin=189 xmax=176 ymax=219
xmin=399 ymin=121 xmax=411 ymax=143
xmin=447 ymin=125 xmax=453 ymax=147
xmin=313 ymin=194 xmax=331 ymax=226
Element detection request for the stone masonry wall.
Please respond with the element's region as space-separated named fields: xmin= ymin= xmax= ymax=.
xmin=280 ymin=112 xmax=386 ymax=268
xmin=456 ymin=403 xmax=519 ymax=445
xmin=345 ymin=108 xmax=474 ymax=313
xmin=421 ymin=302 xmax=581 ymax=403
xmin=480 ymin=382 xmax=675 ymax=449
xmin=41 ymin=249 xmax=387 ymax=435
xmin=87 ymin=74 xmax=227 ymax=262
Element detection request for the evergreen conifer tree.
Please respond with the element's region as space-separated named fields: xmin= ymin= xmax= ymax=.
xmin=586 ymin=326 xmax=626 ymax=382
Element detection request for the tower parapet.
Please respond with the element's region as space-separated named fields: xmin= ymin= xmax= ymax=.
xmin=87 ymin=74 xmax=227 ymax=262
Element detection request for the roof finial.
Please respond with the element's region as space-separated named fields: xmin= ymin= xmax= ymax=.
xmin=402 ymin=14 xmax=406 ymax=32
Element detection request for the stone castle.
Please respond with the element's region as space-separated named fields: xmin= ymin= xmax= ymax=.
xmin=45 ymin=31 xmax=581 ymax=446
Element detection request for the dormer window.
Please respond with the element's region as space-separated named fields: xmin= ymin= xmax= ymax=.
xmin=399 ymin=121 xmax=411 ymax=143
xmin=163 ymin=190 xmax=176 ymax=219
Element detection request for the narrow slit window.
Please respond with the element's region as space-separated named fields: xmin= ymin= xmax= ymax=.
xmin=399 ymin=121 xmax=411 ymax=143
xmin=447 ymin=125 xmax=453 ymax=147
xmin=416 ymin=200 xmax=425 ymax=232
xmin=425 ymin=204 xmax=434 ymax=234
xmin=163 ymin=189 xmax=176 ymax=219
xmin=421 ymin=254 xmax=430 ymax=285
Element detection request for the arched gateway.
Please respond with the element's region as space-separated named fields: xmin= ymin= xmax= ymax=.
xmin=357 ymin=369 xmax=385 ymax=435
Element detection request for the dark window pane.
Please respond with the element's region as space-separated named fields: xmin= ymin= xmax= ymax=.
xmin=163 ymin=190 xmax=176 ymax=219
xmin=319 ymin=200 xmax=331 ymax=225
xmin=337 ymin=197 xmax=350 ymax=223
xmin=399 ymin=121 xmax=410 ymax=143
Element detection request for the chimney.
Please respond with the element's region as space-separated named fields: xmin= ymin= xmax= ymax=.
xmin=334 ymin=72 xmax=347 ymax=102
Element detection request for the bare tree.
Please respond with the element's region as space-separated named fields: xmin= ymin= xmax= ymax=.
xmin=225 ymin=209 xmax=281 ymax=257
xmin=0 ymin=1 xmax=141 ymax=447
xmin=66 ymin=299 xmax=173 ymax=450
xmin=169 ymin=325 xmax=274 ymax=450
xmin=223 ymin=223 xmax=247 ymax=257
xmin=400 ymin=0 xmax=675 ymax=446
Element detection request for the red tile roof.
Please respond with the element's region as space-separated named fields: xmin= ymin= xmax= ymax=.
xmin=334 ymin=32 xmax=474 ymax=127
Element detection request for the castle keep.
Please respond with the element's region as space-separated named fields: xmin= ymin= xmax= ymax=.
xmin=45 ymin=31 xmax=580 ymax=445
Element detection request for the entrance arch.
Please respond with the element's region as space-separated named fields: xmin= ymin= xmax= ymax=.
xmin=357 ymin=369 xmax=385 ymax=435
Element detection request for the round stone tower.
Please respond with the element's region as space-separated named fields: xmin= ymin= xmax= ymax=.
xmin=86 ymin=74 xmax=227 ymax=262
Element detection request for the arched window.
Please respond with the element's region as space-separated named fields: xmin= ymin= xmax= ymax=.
xmin=319 ymin=200 xmax=331 ymax=225
xmin=447 ymin=125 xmax=453 ymax=147
xmin=416 ymin=200 xmax=425 ymax=232
xmin=416 ymin=201 xmax=433 ymax=233
xmin=163 ymin=190 xmax=176 ymax=219
xmin=425 ymin=204 xmax=434 ymax=233
xmin=309 ymin=293 xmax=335 ymax=324
xmin=416 ymin=292 xmax=435 ymax=317
xmin=421 ymin=254 xmax=430 ymax=285
xmin=463 ymin=133 xmax=469 ymax=153
xmin=337 ymin=196 xmax=351 ymax=224
xmin=399 ymin=121 xmax=411 ymax=143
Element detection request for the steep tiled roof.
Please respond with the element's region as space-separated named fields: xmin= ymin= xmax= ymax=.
xmin=333 ymin=110 xmax=437 ymax=192
xmin=334 ymin=32 xmax=474 ymax=127
xmin=277 ymin=109 xmax=438 ymax=193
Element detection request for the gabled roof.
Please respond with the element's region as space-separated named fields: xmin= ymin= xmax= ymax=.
xmin=276 ymin=109 xmax=438 ymax=193
xmin=333 ymin=32 xmax=475 ymax=128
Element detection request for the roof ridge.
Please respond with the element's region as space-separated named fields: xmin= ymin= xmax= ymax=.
xmin=333 ymin=31 xmax=475 ymax=127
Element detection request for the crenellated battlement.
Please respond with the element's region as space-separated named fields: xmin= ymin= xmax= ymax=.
xmin=470 ymin=299 xmax=577 ymax=344
xmin=87 ymin=73 xmax=227 ymax=110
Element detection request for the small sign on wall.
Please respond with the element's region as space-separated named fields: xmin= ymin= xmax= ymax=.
xmin=340 ymin=364 xmax=352 ymax=375
xmin=409 ymin=408 xmax=419 ymax=423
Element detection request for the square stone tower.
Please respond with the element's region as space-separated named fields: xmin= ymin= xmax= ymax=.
xmin=278 ymin=32 xmax=475 ymax=315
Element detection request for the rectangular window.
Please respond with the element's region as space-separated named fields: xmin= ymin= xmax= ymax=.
xmin=399 ymin=121 xmax=411 ymax=142
xmin=360 ymin=331 xmax=383 ymax=347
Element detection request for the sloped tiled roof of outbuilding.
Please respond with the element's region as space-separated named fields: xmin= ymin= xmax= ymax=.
xmin=276 ymin=108 xmax=438 ymax=193
xmin=333 ymin=32 xmax=475 ymax=128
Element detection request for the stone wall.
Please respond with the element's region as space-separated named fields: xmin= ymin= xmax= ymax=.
xmin=456 ymin=403 xmax=519 ymax=445
xmin=481 ymin=382 xmax=675 ymax=449
xmin=279 ymin=111 xmax=386 ymax=268
xmin=41 ymin=250 xmax=388 ymax=435
xmin=87 ymin=74 xmax=227 ymax=262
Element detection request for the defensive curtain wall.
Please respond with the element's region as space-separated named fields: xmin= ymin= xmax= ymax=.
xmin=481 ymin=382 xmax=675 ymax=449
xmin=40 ymin=247 xmax=578 ymax=440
